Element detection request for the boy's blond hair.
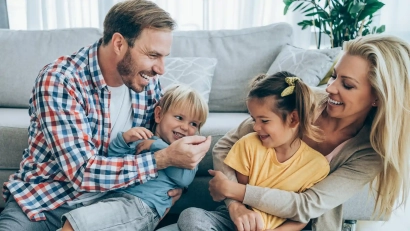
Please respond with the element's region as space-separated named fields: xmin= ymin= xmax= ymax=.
xmin=157 ymin=84 xmax=209 ymax=132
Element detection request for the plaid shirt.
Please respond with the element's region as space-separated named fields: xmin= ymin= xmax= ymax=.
xmin=2 ymin=40 xmax=162 ymax=221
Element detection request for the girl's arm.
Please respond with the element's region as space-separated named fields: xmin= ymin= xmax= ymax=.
xmin=236 ymin=171 xmax=249 ymax=185
xmin=269 ymin=220 xmax=307 ymax=231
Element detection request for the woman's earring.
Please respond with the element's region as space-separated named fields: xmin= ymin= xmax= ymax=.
xmin=372 ymin=102 xmax=377 ymax=106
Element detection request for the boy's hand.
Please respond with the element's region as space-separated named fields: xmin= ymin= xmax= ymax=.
xmin=136 ymin=139 xmax=156 ymax=154
xmin=123 ymin=127 xmax=153 ymax=143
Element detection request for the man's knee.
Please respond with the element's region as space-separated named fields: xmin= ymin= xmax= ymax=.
xmin=0 ymin=207 xmax=39 ymax=231
xmin=0 ymin=198 xmax=46 ymax=231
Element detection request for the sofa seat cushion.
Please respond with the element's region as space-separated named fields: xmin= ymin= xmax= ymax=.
xmin=0 ymin=108 xmax=30 ymax=170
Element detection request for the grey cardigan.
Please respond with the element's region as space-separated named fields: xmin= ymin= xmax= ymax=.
xmin=213 ymin=116 xmax=382 ymax=230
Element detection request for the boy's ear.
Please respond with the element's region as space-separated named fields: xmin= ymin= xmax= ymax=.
xmin=154 ymin=106 xmax=162 ymax=123
xmin=288 ymin=111 xmax=300 ymax=128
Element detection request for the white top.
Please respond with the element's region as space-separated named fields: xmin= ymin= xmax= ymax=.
xmin=107 ymin=84 xmax=133 ymax=143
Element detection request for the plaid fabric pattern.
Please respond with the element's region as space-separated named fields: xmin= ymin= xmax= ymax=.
xmin=2 ymin=40 xmax=162 ymax=221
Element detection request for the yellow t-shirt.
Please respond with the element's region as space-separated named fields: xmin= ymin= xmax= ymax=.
xmin=224 ymin=132 xmax=330 ymax=230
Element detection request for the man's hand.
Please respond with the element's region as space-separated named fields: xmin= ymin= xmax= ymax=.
xmin=161 ymin=188 xmax=184 ymax=220
xmin=228 ymin=202 xmax=264 ymax=231
xmin=155 ymin=136 xmax=211 ymax=170
xmin=136 ymin=139 xmax=156 ymax=154
xmin=168 ymin=188 xmax=183 ymax=205
xmin=208 ymin=170 xmax=230 ymax=201
xmin=123 ymin=127 xmax=153 ymax=143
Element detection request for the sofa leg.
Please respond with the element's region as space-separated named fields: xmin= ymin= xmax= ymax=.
xmin=342 ymin=220 xmax=357 ymax=231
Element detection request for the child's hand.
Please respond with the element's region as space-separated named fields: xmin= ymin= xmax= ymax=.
xmin=136 ymin=139 xmax=156 ymax=154
xmin=123 ymin=127 xmax=153 ymax=143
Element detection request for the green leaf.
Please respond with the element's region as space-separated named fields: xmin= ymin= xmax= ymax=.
xmin=349 ymin=2 xmax=366 ymax=14
xmin=358 ymin=2 xmax=385 ymax=21
xmin=284 ymin=4 xmax=290 ymax=15
xmin=302 ymin=6 xmax=315 ymax=14
xmin=293 ymin=2 xmax=305 ymax=11
xmin=297 ymin=20 xmax=313 ymax=26
xmin=305 ymin=10 xmax=329 ymax=19
xmin=366 ymin=0 xmax=380 ymax=4
xmin=330 ymin=8 xmax=338 ymax=17
xmin=300 ymin=4 xmax=310 ymax=11
xmin=283 ymin=0 xmax=294 ymax=6
xmin=376 ymin=25 xmax=385 ymax=33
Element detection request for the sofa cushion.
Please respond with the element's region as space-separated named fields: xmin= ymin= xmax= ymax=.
xmin=0 ymin=108 xmax=30 ymax=169
xmin=171 ymin=23 xmax=293 ymax=112
xmin=0 ymin=28 xmax=103 ymax=108
xmin=159 ymin=57 xmax=218 ymax=103
xmin=267 ymin=45 xmax=341 ymax=86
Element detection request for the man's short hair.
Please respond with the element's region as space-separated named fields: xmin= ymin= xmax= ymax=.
xmin=102 ymin=0 xmax=176 ymax=47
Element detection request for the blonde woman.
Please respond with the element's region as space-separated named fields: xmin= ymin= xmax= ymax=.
xmin=176 ymin=34 xmax=410 ymax=231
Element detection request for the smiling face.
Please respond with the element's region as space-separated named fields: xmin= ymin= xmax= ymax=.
xmin=325 ymin=53 xmax=377 ymax=121
xmin=154 ymin=106 xmax=201 ymax=144
xmin=247 ymin=97 xmax=297 ymax=149
xmin=117 ymin=28 xmax=172 ymax=93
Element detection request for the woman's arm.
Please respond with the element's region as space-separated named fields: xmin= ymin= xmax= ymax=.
xmin=243 ymin=149 xmax=382 ymax=223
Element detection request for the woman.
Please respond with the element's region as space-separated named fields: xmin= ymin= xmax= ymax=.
xmin=176 ymin=34 xmax=410 ymax=231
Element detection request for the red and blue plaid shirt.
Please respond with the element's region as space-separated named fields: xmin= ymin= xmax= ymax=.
xmin=2 ymin=40 xmax=162 ymax=221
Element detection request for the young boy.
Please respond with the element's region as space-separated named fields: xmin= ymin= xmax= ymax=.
xmin=62 ymin=84 xmax=209 ymax=231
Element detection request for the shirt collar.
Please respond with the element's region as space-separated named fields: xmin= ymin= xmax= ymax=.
xmin=88 ymin=39 xmax=107 ymax=91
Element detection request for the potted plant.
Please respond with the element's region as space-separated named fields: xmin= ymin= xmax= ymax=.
xmin=284 ymin=0 xmax=386 ymax=48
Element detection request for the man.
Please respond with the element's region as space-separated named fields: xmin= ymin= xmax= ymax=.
xmin=0 ymin=1 xmax=211 ymax=230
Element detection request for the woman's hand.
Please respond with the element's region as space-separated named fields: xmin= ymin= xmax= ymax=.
xmin=228 ymin=201 xmax=264 ymax=231
xmin=208 ymin=169 xmax=230 ymax=201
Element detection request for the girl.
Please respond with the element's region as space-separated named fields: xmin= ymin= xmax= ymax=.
xmin=178 ymin=72 xmax=330 ymax=231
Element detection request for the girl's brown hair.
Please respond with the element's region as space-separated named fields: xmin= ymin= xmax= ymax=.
xmin=248 ymin=71 xmax=322 ymax=142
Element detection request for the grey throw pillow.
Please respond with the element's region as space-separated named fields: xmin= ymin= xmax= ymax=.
xmin=159 ymin=57 xmax=218 ymax=103
xmin=267 ymin=45 xmax=341 ymax=86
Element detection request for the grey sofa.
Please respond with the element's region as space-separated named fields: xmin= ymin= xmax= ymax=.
xmin=0 ymin=22 xmax=377 ymax=226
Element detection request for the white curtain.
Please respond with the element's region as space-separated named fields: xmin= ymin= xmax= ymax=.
xmin=6 ymin=0 xmax=409 ymax=48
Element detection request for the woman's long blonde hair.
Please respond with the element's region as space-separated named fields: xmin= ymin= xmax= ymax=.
xmin=344 ymin=34 xmax=410 ymax=218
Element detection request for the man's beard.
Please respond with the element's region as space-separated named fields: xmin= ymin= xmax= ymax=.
xmin=117 ymin=48 xmax=135 ymax=77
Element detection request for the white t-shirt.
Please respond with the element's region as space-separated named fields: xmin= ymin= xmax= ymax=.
xmin=107 ymin=84 xmax=133 ymax=143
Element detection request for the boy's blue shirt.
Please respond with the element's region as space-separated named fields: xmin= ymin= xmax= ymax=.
xmin=108 ymin=132 xmax=198 ymax=217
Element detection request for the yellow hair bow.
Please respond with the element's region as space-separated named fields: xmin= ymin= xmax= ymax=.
xmin=281 ymin=77 xmax=300 ymax=97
